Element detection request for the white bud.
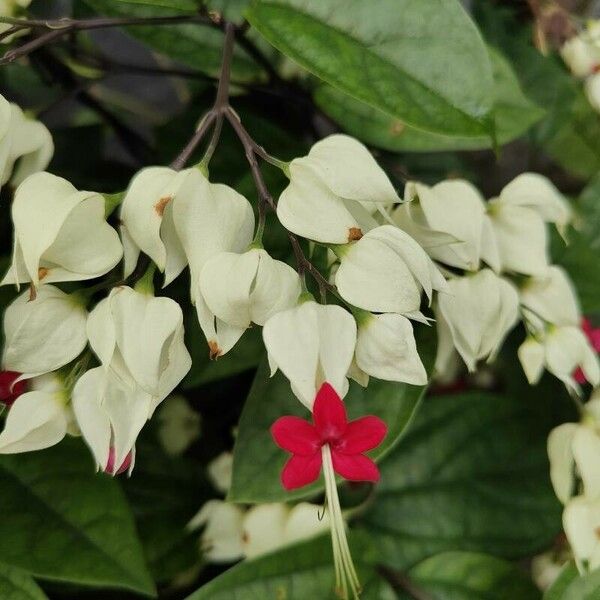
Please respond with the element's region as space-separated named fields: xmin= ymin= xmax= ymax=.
xmin=87 ymin=286 xmax=191 ymax=413
xmin=548 ymin=423 xmax=578 ymax=504
xmin=3 ymin=285 xmax=87 ymax=378
xmin=199 ymin=248 xmax=301 ymax=331
xmin=435 ymin=270 xmax=519 ymax=372
xmin=156 ymin=395 xmax=201 ymax=457
xmin=207 ymin=451 xmax=233 ymax=495
xmin=561 ymin=33 xmax=600 ymax=78
xmin=335 ymin=225 xmax=447 ymax=314
xmin=518 ymin=336 xmax=546 ymax=385
xmin=563 ymin=496 xmax=600 ymax=572
xmin=355 ymin=313 xmax=426 ymax=385
xmin=120 ymin=167 xmax=189 ymax=285
xmin=585 ymin=72 xmax=600 ymax=113
xmin=277 ymin=134 xmax=398 ymax=244
xmin=1 ymin=173 xmax=123 ymax=288
xmin=262 ymin=300 xmax=356 ymax=410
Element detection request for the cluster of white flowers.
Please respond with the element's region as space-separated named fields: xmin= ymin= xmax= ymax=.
xmin=561 ymin=20 xmax=600 ymax=112
xmin=188 ymin=452 xmax=329 ymax=562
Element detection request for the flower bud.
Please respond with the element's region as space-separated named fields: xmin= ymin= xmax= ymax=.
xmin=277 ymin=134 xmax=398 ymax=244
xmin=585 ymin=72 xmax=600 ymax=113
xmin=0 ymin=370 xmax=26 ymax=406
xmin=561 ymin=25 xmax=600 ymax=78
xmin=1 ymin=172 xmax=123 ymax=289
xmin=199 ymin=248 xmax=301 ymax=331
xmin=334 ymin=225 xmax=447 ymax=315
xmin=157 ymin=395 xmax=201 ymax=457
xmin=435 ymin=270 xmax=519 ymax=372
xmin=3 ymin=285 xmax=87 ymax=378
xmin=563 ymin=496 xmax=600 ymax=572
xmin=207 ymin=451 xmax=233 ymax=494
xmin=262 ymin=301 xmax=357 ymax=409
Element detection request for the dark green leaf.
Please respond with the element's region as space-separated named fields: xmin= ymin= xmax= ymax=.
xmin=358 ymin=391 xmax=569 ymax=569
xmin=106 ymin=0 xmax=199 ymax=9
xmin=0 ymin=438 xmax=155 ymax=596
xmin=246 ymin=0 xmax=494 ymax=137
xmin=315 ymin=46 xmax=544 ymax=152
xmin=0 ymin=563 xmax=47 ymax=600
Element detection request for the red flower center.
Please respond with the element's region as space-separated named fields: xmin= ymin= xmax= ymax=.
xmin=0 ymin=371 xmax=27 ymax=407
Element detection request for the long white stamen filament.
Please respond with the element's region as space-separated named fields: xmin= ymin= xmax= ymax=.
xmin=322 ymin=444 xmax=361 ymax=599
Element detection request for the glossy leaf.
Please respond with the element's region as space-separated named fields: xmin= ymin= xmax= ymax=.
xmin=0 ymin=563 xmax=47 ymax=600
xmin=0 ymin=438 xmax=155 ymax=596
xmin=247 ymin=0 xmax=494 ymax=137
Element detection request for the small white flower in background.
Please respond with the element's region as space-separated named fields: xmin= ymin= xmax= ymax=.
xmin=0 ymin=372 xmax=74 ymax=454
xmin=199 ymin=248 xmax=301 ymax=332
xmin=531 ymin=550 xmax=570 ymax=592
xmin=585 ymin=72 xmax=600 ymax=113
xmin=563 ymin=495 xmax=600 ymax=573
xmin=277 ymin=134 xmax=398 ymax=244
xmin=207 ymin=451 xmax=233 ymax=494
xmin=72 ymin=366 xmax=152 ymax=475
xmin=262 ymin=300 xmax=356 ymax=410
xmin=120 ymin=167 xmax=189 ymax=286
xmin=561 ymin=23 xmax=600 ymax=78
xmin=548 ymin=398 xmax=600 ymax=504
xmin=0 ymin=172 xmax=123 ymax=289
xmin=520 ymin=266 xmax=580 ymax=328
xmin=172 ymin=168 xmax=255 ymax=358
xmin=435 ymin=269 xmax=519 ymax=373
xmin=394 ymin=179 xmax=499 ymax=271
xmin=354 ymin=312 xmax=427 ymax=385
xmin=2 ymin=103 xmax=53 ymax=187
xmin=156 ymin=395 xmax=201 ymax=457
xmin=518 ymin=327 xmax=600 ymax=392
xmin=87 ymin=285 xmax=191 ymax=414
xmin=2 ymin=285 xmax=87 ymax=380
xmin=334 ymin=224 xmax=447 ymax=316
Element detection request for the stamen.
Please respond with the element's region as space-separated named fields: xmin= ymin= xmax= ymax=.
xmin=322 ymin=444 xmax=361 ymax=599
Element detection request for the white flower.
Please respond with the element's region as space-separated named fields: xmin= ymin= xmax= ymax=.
xmin=1 ymin=172 xmax=123 ymax=289
xmin=435 ymin=270 xmax=519 ymax=372
xmin=561 ymin=25 xmax=600 ymax=78
xmin=563 ymin=496 xmax=600 ymax=573
xmin=119 ymin=167 xmax=189 ymax=285
xmin=262 ymin=300 xmax=356 ymax=410
xmin=334 ymin=225 xmax=447 ymax=315
xmin=277 ymin=134 xmax=398 ymax=244
xmin=2 ymin=285 xmax=87 ymax=379
xmin=72 ymin=366 xmax=151 ymax=474
xmin=518 ymin=326 xmax=600 ymax=391
xmin=1 ymin=103 xmax=53 ymax=186
xmin=86 ymin=286 xmax=191 ymax=413
xmin=585 ymin=72 xmax=600 ymax=113
xmin=199 ymin=248 xmax=301 ymax=331
xmin=156 ymin=395 xmax=201 ymax=457
xmin=394 ymin=179 xmax=498 ymax=271
xmin=207 ymin=451 xmax=233 ymax=495
xmin=354 ymin=312 xmax=426 ymax=385
xmin=548 ymin=398 xmax=600 ymax=504
xmin=0 ymin=373 xmax=72 ymax=454
xmin=520 ymin=266 xmax=580 ymax=327
xmin=172 ymin=169 xmax=255 ymax=357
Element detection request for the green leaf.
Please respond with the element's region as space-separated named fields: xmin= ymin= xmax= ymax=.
xmin=545 ymin=566 xmax=600 ymax=600
xmin=246 ymin=0 xmax=494 ymax=137
xmin=358 ymin=391 xmax=570 ymax=569
xmin=184 ymin=535 xmax=395 ymax=600
xmin=403 ymin=552 xmax=540 ymax=600
xmin=81 ymin=1 xmax=264 ymax=82
xmin=544 ymin=563 xmax=578 ymax=600
xmin=105 ymin=0 xmax=199 ymax=9
xmin=0 ymin=563 xmax=48 ymax=600
xmin=315 ymin=46 xmax=544 ymax=152
xmin=228 ymin=328 xmax=435 ymax=503
xmin=0 ymin=438 xmax=155 ymax=596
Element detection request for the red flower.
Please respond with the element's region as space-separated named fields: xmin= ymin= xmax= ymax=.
xmin=575 ymin=318 xmax=600 ymax=384
xmin=270 ymin=382 xmax=387 ymax=490
xmin=0 ymin=371 xmax=27 ymax=407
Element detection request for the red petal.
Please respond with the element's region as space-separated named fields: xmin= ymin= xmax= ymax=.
xmin=574 ymin=367 xmax=587 ymax=384
xmin=0 ymin=371 xmax=26 ymax=407
xmin=313 ymin=382 xmax=347 ymax=442
xmin=281 ymin=453 xmax=322 ymax=490
xmin=335 ymin=416 xmax=387 ymax=454
xmin=331 ymin=451 xmax=380 ymax=482
xmin=271 ymin=417 xmax=321 ymax=455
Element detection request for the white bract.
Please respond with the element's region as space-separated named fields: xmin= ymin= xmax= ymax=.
xmin=355 ymin=312 xmax=426 ymax=385
xmin=156 ymin=395 xmax=201 ymax=457
xmin=207 ymin=451 xmax=233 ymax=495
xmin=394 ymin=179 xmax=497 ymax=271
xmin=262 ymin=300 xmax=356 ymax=410
xmin=277 ymin=134 xmax=398 ymax=244
xmin=2 ymin=285 xmax=87 ymax=379
xmin=120 ymin=167 xmax=189 ymax=285
xmin=0 ymin=373 xmax=73 ymax=454
xmin=1 ymin=172 xmax=123 ymax=289
xmin=561 ymin=22 xmax=600 ymax=78
xmin=563 ymin=496 xmax=600 ymax=573
xmin=87 ymin=286 xmax=191 ymax=413
xmin=585 ymin=72 xmax=600 ymax=113
xmin=200 ymin=248 xmax=301 ymax=331
xmin=335 ymin=225 xmax=447 ymax=315
xmin=518 ymin=327 xmax=600 ymax=392
xmin=435 ymin=270 xmax=519 ymax=372
xmin=172 ymin=168 xmax=255 ymax=357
